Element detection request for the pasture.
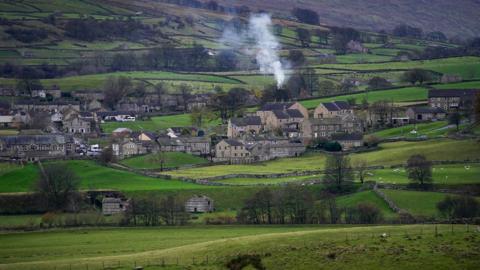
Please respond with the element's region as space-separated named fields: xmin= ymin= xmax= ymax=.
xmin=0 ymin=225 xmax=477 ymax=270
xmin=0 ymin=160 xmax=210 ymax=193
xmin=120 ymin=152 xmax=208 ymax=170
xmin=165 ymin=139 xmax=480 ymax=179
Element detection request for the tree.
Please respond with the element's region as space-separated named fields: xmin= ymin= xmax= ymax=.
xmin=315 ymin=29 xmax=329 ymax=45
xmin=367 ymin=77 xmax=392 ymax=90
xmin=354 ymin=160 xmax=368 ymax=184
xmin=323 ymin=154 xmax=354 ymax=192
xmin=318 ymin=80 xmax=336 ymax=96
xmin=406 ymin=154 xmax=432 ymax=187
xmin=16 ymin=78 xmax=43 ymax=97
xmin=103 ymin=76 xmax=132 ymax=110
xmin=287 ymin=50 xmax=305 ymax=67
xmin=448 ymin=112 xmax=462 ymax=131
xmin=291 ymin=8 xmax=320 ymax=25
xmin=190 ymin=106 xmax=215 ymax=128
xmin=36 ymin=163 xmax=80 ymax=210
xmin=437 ymin=195 xmax=479 ymax=220
xmin=29 ymin=111 xmax=51 ymax=130
xmin=474 ymin=93 xmax=480 ymax=124
xmin=216 ymin=50 xmax=237 ymax=71
xmin=426 ymin=31 xmax=447 ymax=42
xmin=296 ymin=28 xmax=311 ymax=47
xmin=402 ymin=69 xmax=432 ymax=85
xmin=99 ymin=147 xmax=115 ymax=164
xmin=355 ymin=203 xmax=383 ymax=224
xmin=148 ymin=152 xmax=167 ymax=171
xmin=178 ymin=83 xmax=192 ymax=112
xmin=393 ymin=24 xmax=423 ymax=38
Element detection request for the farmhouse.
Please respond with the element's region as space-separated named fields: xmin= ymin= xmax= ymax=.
xmin=331 ymin=133 xmax=364 ymax=150
xmin=157 ymin=136 xmax=210 ymax=156
xmin=102 ymin=197 xmax=129 ymax=215
xmin=314 ymin=101 xmax=353 ymax=119
xmin=0 ymin=115 xmax=13 ymax=128
xmin=302 ymin=115 xmax=362 ymax=140
xmin=214 ymin=139 xmax=254 ymax=164
xmin=112 ymin=140 xmax=146 ymax=158
xmin=406 ymin=107 xmax=447 ymax=122
xmin=185 ymin=195 xmax=214 ymax=213
xmin=428 ymin=89 xmax=480 ymax=111
xmin=227 ymin=116 xmax=263 ymax=138
xmin=256 ymin=102 xmax=309 ymax=124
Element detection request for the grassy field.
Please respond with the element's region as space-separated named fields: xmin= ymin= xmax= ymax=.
xmin=371 ymin=121 xmax=456 ymax=139
xmin=120 ymin=152 xmax=208 ymax=170
xmin=0 ymin=225 xmax=477 ymax=270
xmin=368 ymin=164 xmax=480 ymax=185
xmin=0 ymin=160 xmax=211 ymax=193
xmin=380 ymin=189 xmax=449 ymax=217
xmin=166 ymin=139 xmax=480 ymax=179
xmin=336 ymin=190 xmax=396 ymax=219
xmin=213 ymin=175 xmax=320 ymax=185
xmin=101 ymin=114 xmax=221 ymax=133
xmin=300 ymin=86 xmax=427 ymax=109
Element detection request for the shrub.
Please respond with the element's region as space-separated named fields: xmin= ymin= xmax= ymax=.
xmin=41 ymin=212 xmax=57 ymax=228
xmin=437 ymin=196 xmax=479 ymax=220
xmin=226 ymin=254 xmax=266 ymax=270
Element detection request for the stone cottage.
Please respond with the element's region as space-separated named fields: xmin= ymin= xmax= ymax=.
xmin=185 ymin=195 xmax=214 ymax=213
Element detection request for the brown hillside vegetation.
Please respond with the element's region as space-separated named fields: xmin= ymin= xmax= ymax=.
xmin=192 ymin=0 xmax=480 ymax=38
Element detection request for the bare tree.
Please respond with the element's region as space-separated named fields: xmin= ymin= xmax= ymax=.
xmin=354 ymin=160 xmax=369 ymax=184
xmin=36 ymin=163 xmax=80 ymax=210
xmin=103 ymin=76 xmax=132 ymax=110
xmin=406 ymin=154 xmax=433 ymax=188
xmin=323 ymin=154 xmax=354 ymax=192
xmin=148 ymin=151 xmax=167 ymax=171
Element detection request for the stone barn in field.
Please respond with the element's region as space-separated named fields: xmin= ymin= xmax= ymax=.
xmin=102 ymin=197 xmax=129 ymax=215
xmin=185 ymin=195 xmax=214 ymax=213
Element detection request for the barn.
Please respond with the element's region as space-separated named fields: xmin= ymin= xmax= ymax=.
xmin=185 ymin=195 xmax=214 ymax=213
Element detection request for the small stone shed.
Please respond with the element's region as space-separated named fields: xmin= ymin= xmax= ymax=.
xmin=185 ymin=195 xmax=214 ymax=213
xmin=102 ymin=197 xmax=129 ymax=215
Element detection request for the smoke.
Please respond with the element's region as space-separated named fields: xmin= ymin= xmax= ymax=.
xmin=220 ymin=13 xmax=287 ymax=88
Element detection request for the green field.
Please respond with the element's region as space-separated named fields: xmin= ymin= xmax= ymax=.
xmin=300 ymin=86 xmax=427 ymax=109
xmin=101 ymin=114 xmax=221 ymax=133
xmin=0 ymin=160 xmax=210 ymax=193
xmin=369 ymin=164 xmax=480 ymax=185
xmin=0 ymin=225 xmax=477 ymax=270
xmin=336 ymin=190 xmax=396 ymax=219
xmin=380 ymin=189 xmax=449 ymax=217
xmin=120 ymin=152 xmax=208 ymax=170
xmin=166 ymin=139 xmax=480 ymax=179
xmin=371 ymin=121 xmax=454 ymax=139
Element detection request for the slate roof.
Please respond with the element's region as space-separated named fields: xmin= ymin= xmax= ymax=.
xmin=286 ymin=109 xmax=304 ymax=118
xmin=322 ymin=101 xmax=351 ymax=111
xmin=259 ymin=102 xmax=295 ymax=111
xmin=409 ymin=107 xmax=446 ymax=114
xmin=0 ymin=135 xmax=66 ymax=145
xmin=428 ymin=89 xmax=480 ymax=98
xmin=331 ymin=133 xmax=364 ymax=141
xmin=223 ymin=139 xmax=244 ymax=147
xmin=96 ymin=111 xmax=135 ymax=118
xmin=230 ymin=116 xmax=262 ymax=126
xmin=272 ymin=110 xmax=290 ymax=119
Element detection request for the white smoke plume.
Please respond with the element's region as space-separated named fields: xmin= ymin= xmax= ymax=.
xmin=220 ymin=13 xmax=287 ymax=88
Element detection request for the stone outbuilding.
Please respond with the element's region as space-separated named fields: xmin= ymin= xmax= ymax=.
xmin=102 ymin=197 xmax=129 ymax=215
xmin=185 ymin=195 xmax=214 ymax=213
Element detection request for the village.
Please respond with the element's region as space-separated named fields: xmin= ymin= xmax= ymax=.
xmin=0 ymin=86 xmax=477 ymax=165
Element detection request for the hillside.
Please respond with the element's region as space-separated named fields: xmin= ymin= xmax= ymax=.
xmin=203 ymin=0 xmax=480 ymax=38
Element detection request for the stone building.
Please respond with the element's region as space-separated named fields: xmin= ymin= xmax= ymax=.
xmin=314 ymin=101 xmax=353 ymax=119
xmin=0 ymin=134 xmax=74 ymax=161
xmin=63 ymin=113 xmax=92 ymax=134
xmin=227 ymin=116 xmax=263 ymax=138
xmin=185 ymin=195 xmax=214 ymax=213
xmin=331 ymin=133 xmax=364 ymax=150
xmin=406 ymin=107 xmax=447 ymax=122
xmin=428 ymin=89 xmax=480 ymax=112
xmin=214 ymin=139 xmax=254 ymax=164
xmin=102 ymin=197 xmax=129 ymax=215
xmin=112 ymin=140 xmax=146 ymax=158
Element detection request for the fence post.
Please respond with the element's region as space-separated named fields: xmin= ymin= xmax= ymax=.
xmin=435 ymin=225 xmax=438 ymax=237
xmin=192 ymin=256 xmax=195 ymax=265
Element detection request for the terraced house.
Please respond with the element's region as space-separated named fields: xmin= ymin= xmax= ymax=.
xmin=428 ymin=89 xmax=480 ymax=112
xmin=227 ymin=116 xmax=263 ymax=138
xmin=256 ymin=102 xmax=308 ymax=132
xmin=0 ymin=135 xmax=74 ymax=161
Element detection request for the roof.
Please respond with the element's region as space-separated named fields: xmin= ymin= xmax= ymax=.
xmin=223 ymin=139 xmax=244 ymax=147
xmin=306 ymin=117 xmax=342 ymax=125
xmin=409 ymin=107 xmax=446 ymax=114
xmin=112 ymin=128 xmax=133 ymax=133
xmin=428 ymin=89 xmax=480 ymax=98
xmin=230 ymin=116 xmax=262 ymax=126
xmin=259 ymin=102 xmax=295 ymax=111
xmin=0 ymin=116 xmax=13 ymax=123
xmin=321 ymin=101 xmax=351 ymax=111
xmin=272 ymin=110 xmax=290 ymax=119
xmin=331 ymin=133 xmax=364 ymax=141
xmin=96 ymin=111 xmax=135 ymax=117
xmin=286 ymin=109 xmax=304 ymax=118
xmin=0 ymin=135 xmax=66 ymax=145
